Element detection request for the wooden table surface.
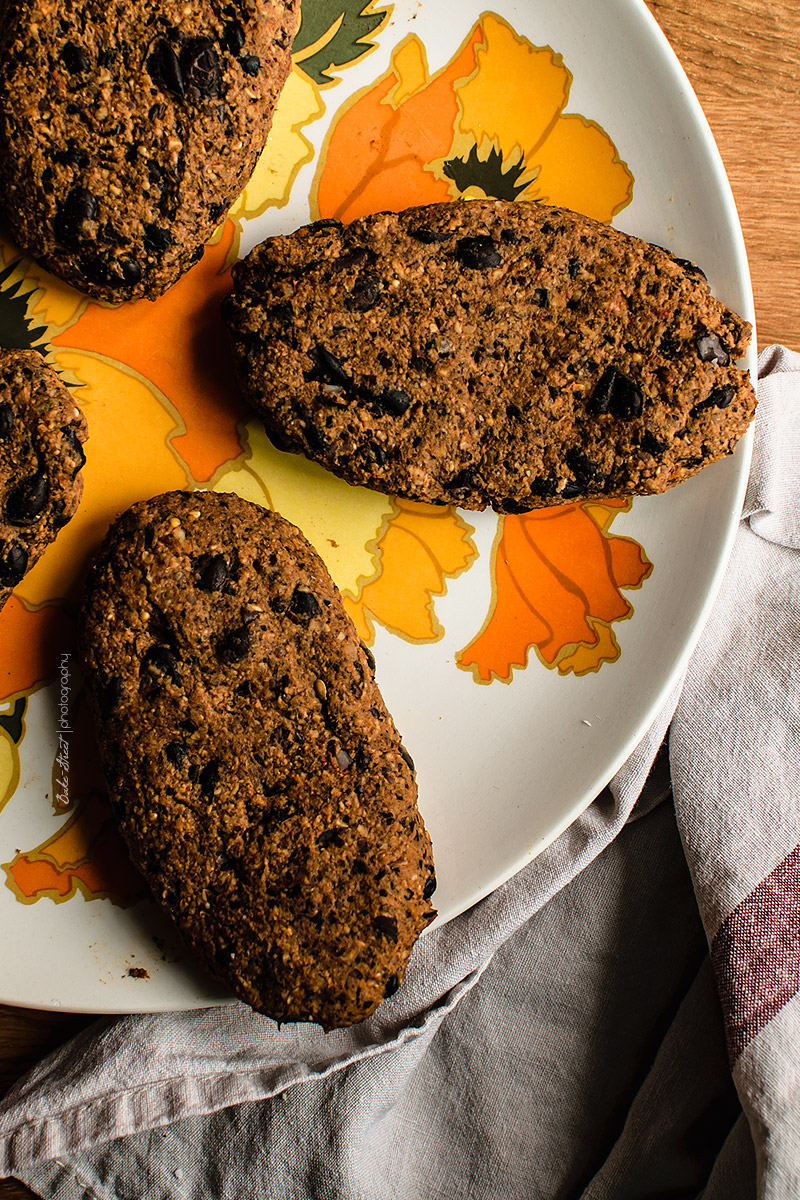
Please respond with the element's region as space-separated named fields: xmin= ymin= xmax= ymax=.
xmin=1 ymin=2 xmax=798 ymax=1196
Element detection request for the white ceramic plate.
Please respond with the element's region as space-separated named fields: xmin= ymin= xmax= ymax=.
xmin=0 ymin=0 xmax=755 ymax=1012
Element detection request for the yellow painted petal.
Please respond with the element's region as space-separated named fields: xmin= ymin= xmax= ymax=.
xmin=212 ymin=460 xmax=273 ymax=510
xmin=457 ymin=15 xmax=571 ymax=162
xmin=387 ymin=36 xmax=430 ymax=107
xmin=346 ymin=500 xmax=477 ymax=644
xmin=524 ymin=113 xmax=634 ymax=222
xmin=212 ymin=418 xmax=392 ymax=596
xmin=0 ymin=730 xmax=19 ymax=819
xmin=228 ymin=67 xmax=325 ymax=233
xmin=18 ymin=349 xmax=191 ymax=606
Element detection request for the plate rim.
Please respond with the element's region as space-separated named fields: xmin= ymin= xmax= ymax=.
xmin=0 ymin=0 xmax=758 ymax=1012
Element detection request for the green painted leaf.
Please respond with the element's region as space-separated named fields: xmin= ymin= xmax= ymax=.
xmin=444 ymin=145 xmax=531 ymax=202
xmin=0 ymin=698 xmax=26 ymax=744
xmin=0 ymin=261 xmax=48 ymax=353
xmin=294 ymin=0 xmax=390 ymax=86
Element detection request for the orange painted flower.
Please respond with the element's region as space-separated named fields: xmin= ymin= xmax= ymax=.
xmin=5 ymin=791 xmax=144 ymax=907
xmin=0 ymin=596 xmax=76 ymax=700
xmin=314 ymin=11 xmax=643 ymax=683
xmin=0 ymin=10 xmax=652 ymax=921
xmin=1 ymin=666 xmax=139 ymax=903
xmin=53 ymin=222 xmax=247 ymax=483
xmin=458 ymin=501 xmax=652 ymax=682
xmin=314 ymin=13 xmax=633 ymax=223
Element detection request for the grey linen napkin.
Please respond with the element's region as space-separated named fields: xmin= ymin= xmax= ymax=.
xmin=0 ymin=347 xmax=797 ymax=1200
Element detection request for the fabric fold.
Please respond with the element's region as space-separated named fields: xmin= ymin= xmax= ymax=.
xmin=671 ymin=346 xmax=800 ymax=1199
xmin=0 ymin=348 xmax=798 ymax=1200
xmin=0 ymin=678 xmax=680 ymax=1180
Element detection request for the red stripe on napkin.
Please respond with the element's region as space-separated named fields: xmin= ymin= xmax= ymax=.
xmin=711 ymin=845 xmax=800 ymax=1062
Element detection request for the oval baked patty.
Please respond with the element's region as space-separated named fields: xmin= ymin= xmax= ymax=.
xmin=0 ymin=0 xmax=299 ymax=301
xmin=222 ymin=198 xmax=756 ymax=512
xmin=80 ymin=490 xmax=436 ymax=1029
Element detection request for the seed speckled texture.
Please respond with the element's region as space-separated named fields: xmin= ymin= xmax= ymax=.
xmin=222 ymin=198 xmax=756 ymax=512
xmin=0 ymin=348 xmax=88 ymax=612
xmin=0 ymin=0 xmax=299 ymax=301
xmin=80 ymin=491 xmax=436 ymax=1029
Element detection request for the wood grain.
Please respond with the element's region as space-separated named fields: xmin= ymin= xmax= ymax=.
xmin=645 ymin=0 xmax=800 ymax=350
xmin=1 ymin=2 xmax=798 ymax=1195
xmin=0 ymin=1007 xmax=95 ymax=1198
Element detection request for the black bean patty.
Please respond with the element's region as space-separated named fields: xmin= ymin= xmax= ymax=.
xmin=0 ymin=0 xmax=299 ymax=300
xmin=0 ymin=348 xmax=87 ymax=611
xmin=80 ymin=490 xmax=436 ymax=1029
xmin=222 ymin=198 xmax=755 ymax=512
